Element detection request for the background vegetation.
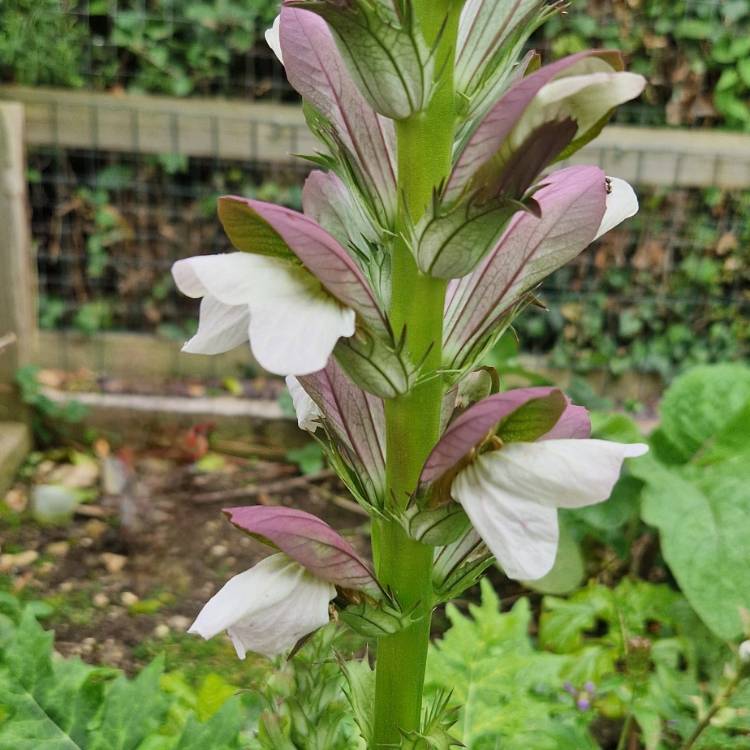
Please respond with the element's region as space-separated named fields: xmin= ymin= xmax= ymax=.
xmin=3 ymin=0 xmax=749 ymax=379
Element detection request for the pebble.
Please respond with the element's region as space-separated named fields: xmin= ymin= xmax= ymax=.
xmin=45 ymin=541 xmax=70 ymax=557
xmin=120 ymin=591 xmax=139 ymax=606
xmin=4 ymin=487 xmax=28 ymax=512
xmin=0 ymin=550 xmax=39 ymax=571
xmin=100 ymin=552 xmax=127 ymax=573
xmin=167 ymin=614 xmax=191 ymax=631
xmin=154 ymin=624 xmax=170 ymax=639
xmin=93 ymin=593 xmax=109 ymax=608
xmin=85 ymin=520 xmax=108 ymax=540
xmin=210 ymin=544 xmax=228 ymax=557
xmin=59 ymin=581 xmax=74 ymax=592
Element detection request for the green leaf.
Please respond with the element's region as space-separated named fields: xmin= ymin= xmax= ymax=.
xmin=0 ymin=672 xmax=81 ymax=750
xmin=633 ymin=455 xmax=750 ymax=639
xmin=285 ymin=443 xmax=325 ymax=476
xmin=88 ymin=658 xmax=169 ymax=750
xmin=657 ymin=364 xmax=750 ymax=463
xmin=426 ymin=581 xmax=596 ymax=749
xmin=217 ymin=198 xmax=294 ymax=260
xmin=737 ymin=58 xmax=750 ymax=87
xmin=195 ymin=673 xmax=237 ymax=722
xmin=590 ymin=411 xmax=644 ymax=443
xmin=4 ymin=608 xmax=54 ymax=690
xmin=174 ymin=699 xmax=242 ymax=750
xmin=340 ymin=658 xmax=375 ymax=746
xmin=539 ymin=583 xmax=614 ymax=653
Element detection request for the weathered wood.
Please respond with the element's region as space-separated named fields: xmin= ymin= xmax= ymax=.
xmin=2 ymin=85 xmax=750 ymax=187
xmin=0 ymin=85 xmax=316 ymax=164
xmin=0 ymin=102 xmax=36 ymax=422
xmin=40 ymin=387 xmax=304 ymax=446
xmin=0 ymin=422 xmax=31 ymax=496
xmin=37 ymin=330 xmax=254 ymax=380
xmin=565 ymin=125 xmax=750 ymax=189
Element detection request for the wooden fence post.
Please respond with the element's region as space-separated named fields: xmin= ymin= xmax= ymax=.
xmin=0 ymin=102 xmax=37 ymax=423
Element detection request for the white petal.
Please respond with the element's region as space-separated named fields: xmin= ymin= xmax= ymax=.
xmin=536 ymin=71 xmax=646 ymax=134
xmin=453 ymin=458 xmax=559 ymax=580
xmin=172 ymin=253 xmax=356 ymax=375
xmin=286 ymin=376 xmax=323 ymax=432
xmin=512 ymin=68 xmax=645 ymax=151
xmin=249 ymin=291 xmax=355 ymax=376
xmin=477 ymin=439 xmax=648 ymax=509
xmin=265 ymin=15 xmax=283 ymax=65
xmin=594 ymin=177 xmax=639 ymax=240
xmin=188 ymin=553 xmax=335 ymax=659
xmin=172 ymin=253 xmax=273 ymax=307
xmin=182 ymin=295 xmax=249 ymax=355
xmin=452 ymin=440 xmax=648 ymax=580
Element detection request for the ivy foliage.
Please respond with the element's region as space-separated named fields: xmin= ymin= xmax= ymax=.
xmin=516 ymin=188 xmax=750 ymax=378
xmin=540 ymin=0 xmax=750 ymax=130
xmin=2 ymin=0 xmax=749 ymax=132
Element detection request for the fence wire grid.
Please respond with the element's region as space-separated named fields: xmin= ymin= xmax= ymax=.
xmin=4 ymin=0 xmax=750 ymax=380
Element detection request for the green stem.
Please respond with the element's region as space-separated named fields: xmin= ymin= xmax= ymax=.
xmin=371 ymin=1 xmax=461 ymax=746
xmin=679 ymin=668 xmax=745 ymax=750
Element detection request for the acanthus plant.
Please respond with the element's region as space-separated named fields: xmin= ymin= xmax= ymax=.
xmin=172 ymin=1 xmax=648 ymax=745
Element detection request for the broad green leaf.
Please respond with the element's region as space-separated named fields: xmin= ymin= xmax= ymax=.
xmin=88 ymin=658 xmax=169 ymax=750
xmin=0 ymin=672 xmax=81 ymax=750
xmin=195 ymin=673 xmax=238 ymax=722
xmin=40 ymin=659 xmax=115 ymax=748
xmin=634 ymin=455 xmax=750 ymax=639
xmin=4 ymin=608 xmax=54 ymax=691
xmin=656 ymin=364 xmax=750 ymax=463
xmin=174 ymin=699 xmax=242 ymax=750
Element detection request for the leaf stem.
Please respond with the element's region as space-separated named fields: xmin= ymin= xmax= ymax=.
xmin=679 ymin=667 xmax=745 ymax=750
xmin=371 ymin=1 xmax=461 ymax=746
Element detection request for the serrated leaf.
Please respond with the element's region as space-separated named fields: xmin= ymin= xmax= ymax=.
xmin=88 ymin=658 xmax=169 ymax=750
xmin=426 ymin=581 xmax=596 ymax=749
xmin=5 ymin=608 xmax=54 ymax=691
xmin=174 ymin=699 xmax=242 ymax=750
xmin=340 ymin=658 xmax=374 ymax=745
xmin=0 ymin=672 xmax=81 ymax=750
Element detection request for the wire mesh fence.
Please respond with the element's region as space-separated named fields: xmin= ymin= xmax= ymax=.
xmin=3 ymin=0 xmax=749 ymax=382
xmin=20 ymin=98 xmax=750 ymax=381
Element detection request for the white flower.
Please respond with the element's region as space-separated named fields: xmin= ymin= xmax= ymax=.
xmin=452 ymin=439 xmax=648 ymax=580
xmin=265 ymin=15 xmax=283 ymax=65
xmin=286 ymin=375 xmax=322 ymax=432
xmin=595 ymin=177 xmax=639 ymax=240
xmin=188 ymin=553 xmax=335 ymax=659
xmin=172 ymin=253 xmax=355 ymax=376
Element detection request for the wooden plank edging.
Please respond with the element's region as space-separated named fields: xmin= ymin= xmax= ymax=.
xmin=1 ymin=85 xmax=749 ymax=187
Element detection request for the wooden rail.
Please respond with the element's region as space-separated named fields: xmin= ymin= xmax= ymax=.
xmin=2 ymin=85 xmax=750 ymax=188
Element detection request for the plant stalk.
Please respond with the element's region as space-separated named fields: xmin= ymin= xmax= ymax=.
xmin=679 ymin=668 xmax=745 ymax=750
xmin=371 ymin=1 xmax=461 ymax=746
